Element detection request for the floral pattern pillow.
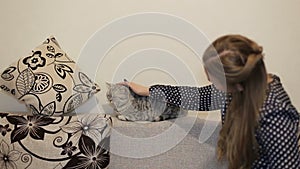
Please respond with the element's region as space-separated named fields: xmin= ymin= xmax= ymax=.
xmin=0 ymin=36 xmax=100 ymax=116
xmin=0 ymin=112 xmax=111 ymax=169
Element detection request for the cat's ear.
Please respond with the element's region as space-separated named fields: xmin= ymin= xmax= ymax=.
xmin=106 ymin=82 xmax=112 ymax=88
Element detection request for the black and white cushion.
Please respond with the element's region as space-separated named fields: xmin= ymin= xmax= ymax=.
xmin=0 ymin=36 xmax=100 ymax=116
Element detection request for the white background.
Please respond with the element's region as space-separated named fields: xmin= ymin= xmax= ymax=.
xmin=0 ymin=0 xmax=299 ymax=112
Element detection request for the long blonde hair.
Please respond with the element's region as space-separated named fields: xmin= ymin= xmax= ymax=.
xmin=203 ymin=35 xmax=267 ymax=169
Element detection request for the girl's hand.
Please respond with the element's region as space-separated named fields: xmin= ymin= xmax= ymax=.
xmin=118 ymin=80 xmax=150 ymax=96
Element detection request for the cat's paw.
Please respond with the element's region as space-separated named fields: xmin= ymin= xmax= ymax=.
xmin=116 ymin=115 xmax=128 ymax=121
xmin=153 ymin=116 xmax=163 ymax=122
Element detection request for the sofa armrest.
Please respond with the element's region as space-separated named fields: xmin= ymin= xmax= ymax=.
xmin=0 ymin=112 xmax=112 ymax=169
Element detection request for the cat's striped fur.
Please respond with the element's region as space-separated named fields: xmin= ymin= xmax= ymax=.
xmin=106 ymin=83 xmax=186 ymax=122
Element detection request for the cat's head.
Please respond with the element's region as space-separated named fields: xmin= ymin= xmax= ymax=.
xmin=106 ymin=82 xmax=133 ymax=112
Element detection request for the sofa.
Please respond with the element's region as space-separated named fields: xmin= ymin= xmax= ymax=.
xmin=0 ymin=109 xmax=227 ymax=169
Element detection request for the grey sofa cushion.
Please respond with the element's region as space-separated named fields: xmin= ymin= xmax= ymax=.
xmin=110 ymin=116 xmax=228 ymax=169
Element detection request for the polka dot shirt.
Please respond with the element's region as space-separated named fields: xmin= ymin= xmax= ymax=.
xmin=149 ymin=74 xmax=300 ymax=168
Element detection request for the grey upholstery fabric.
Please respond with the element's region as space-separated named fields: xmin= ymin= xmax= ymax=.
xmin=110 ymin=116 xmax=227 ymax=169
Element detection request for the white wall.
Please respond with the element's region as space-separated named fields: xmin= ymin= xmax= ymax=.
xmin=0 ymin=0 xmax=299 ymax=112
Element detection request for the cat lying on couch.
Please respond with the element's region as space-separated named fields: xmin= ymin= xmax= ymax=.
xmin=106 ymin=82 xmax=187 ymax=122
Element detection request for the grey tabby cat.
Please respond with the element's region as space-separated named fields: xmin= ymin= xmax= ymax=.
xmin=106 ymin=82 xmax=187 ymax=122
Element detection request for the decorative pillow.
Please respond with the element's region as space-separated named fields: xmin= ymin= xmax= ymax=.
xmin=0 ymin=36 xmax=100 ymax=116
xmin=0 ymin=112 xmax=111 ymax=169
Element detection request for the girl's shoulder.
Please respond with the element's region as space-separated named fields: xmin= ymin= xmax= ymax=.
xmin=261 ymin=73 xmax=299 ymax=122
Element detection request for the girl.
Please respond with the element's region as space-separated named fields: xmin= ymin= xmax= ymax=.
xmin=121 ymin=34 xmax=300 ymax=169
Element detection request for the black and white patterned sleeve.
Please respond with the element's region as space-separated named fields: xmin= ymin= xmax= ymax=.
xmin=259 ymin=111 xmax=300 ymax=168
xmin=149 ymin=84 xmax=225 ymax=111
